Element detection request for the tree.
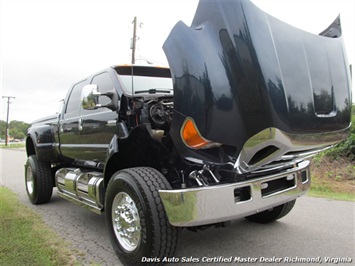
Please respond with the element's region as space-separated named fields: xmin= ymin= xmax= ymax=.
xmin=0 ymin=121 xmax=6 ymax=139
xmin=0 ymin=120 xmax=30 ymax=140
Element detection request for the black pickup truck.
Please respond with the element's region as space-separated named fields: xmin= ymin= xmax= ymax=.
xmin=25 ymin=0 xmax=352 ymax=265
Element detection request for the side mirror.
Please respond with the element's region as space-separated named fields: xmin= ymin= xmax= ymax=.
xmin=81 ymin=84 xmax=119 ymax=111
xmin=81 ymin=85 xmax=100 ymax=110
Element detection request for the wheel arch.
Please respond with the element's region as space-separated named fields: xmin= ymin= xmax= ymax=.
xmin=26 ymin=136 xmax=36 ymax=157
xmin=26 ymin=125 xmax=59 ymax=162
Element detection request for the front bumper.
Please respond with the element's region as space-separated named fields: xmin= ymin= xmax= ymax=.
xmin=159 ymin=160 xmax=310 ymax=227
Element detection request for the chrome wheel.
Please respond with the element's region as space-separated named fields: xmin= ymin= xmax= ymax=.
xmin=106 ymin=168 xmax=179 ymax=265
xmin=112 ymin=192 xmax=141 ymax=252
xmin=26 ymin=165 xmax=34 ymax=195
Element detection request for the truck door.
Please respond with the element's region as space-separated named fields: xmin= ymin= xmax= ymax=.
xmin=59 ymin=79 xmax=89 ymax=160
xmin=77 ymin=71 xmax=118 ymax=162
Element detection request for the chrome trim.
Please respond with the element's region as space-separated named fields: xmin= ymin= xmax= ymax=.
xmin=248 ymin=160 xmax=302 ymax=174
xmin=281 ymin=147 xmax=332 ymax=161
xmin=55 ymin=168 xmax=104 ymax=214
xmin=202 ymin=165 xmax=220 ymax=183
xmin=235 ymin=127 xmax=350 ymax=173
xmin=25 ymin=165 xmax=34 ymax=195
xmin=159 ymin=160 xmax=310 ymax=227
xmin=57 ymin=190 xmax=102 ymax=215
xmin=112 ymin=192 xmax=141 ymax=252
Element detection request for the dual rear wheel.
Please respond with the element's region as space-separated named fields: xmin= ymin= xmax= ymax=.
xmin=25 ymin=155 xmax=53 ymax=204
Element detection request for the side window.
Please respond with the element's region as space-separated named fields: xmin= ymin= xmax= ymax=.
xmin=65 ymin=80 xmax=88 ymax=118
xmin=91 ymin=72 xmax=115 ymax=105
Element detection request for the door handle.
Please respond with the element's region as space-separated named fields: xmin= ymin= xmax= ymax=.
xmin=78 ymin=119 xmax=83 ymax=131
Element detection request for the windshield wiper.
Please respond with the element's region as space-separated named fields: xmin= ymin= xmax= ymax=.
xmin=134 ymin=88 xmax=172 ymax=94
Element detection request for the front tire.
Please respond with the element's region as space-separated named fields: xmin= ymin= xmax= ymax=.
xmin=245 ymin=200 xmax=296 ymax=224
xmin=105 ymin=167 xmax=178 ymax=266
xmin=25 ymin=155 xmax=53 ymax=204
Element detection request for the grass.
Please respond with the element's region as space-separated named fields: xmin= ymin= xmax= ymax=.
xmin=307 ymin=189 xmax=354 ymax=201
xmin=0 ymin=143 xmax=25 ymax=149
xmin=309 ymin=155 xmax=354 ymax=201
xmin=0 ymin=187 xmax=79 ymax=266
xmin=308 ymin=109 xmax=354 ymax=201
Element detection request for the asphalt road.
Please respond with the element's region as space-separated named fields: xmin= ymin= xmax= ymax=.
xmin=1 ymin=148 xmax=354 ymax=266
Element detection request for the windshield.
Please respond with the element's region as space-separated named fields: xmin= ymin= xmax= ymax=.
xmin=119 ymin=75 xmax=173 ymax=95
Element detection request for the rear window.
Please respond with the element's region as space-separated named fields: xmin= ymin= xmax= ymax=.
xmin=114 ymin=66 xmax=173 ymax=95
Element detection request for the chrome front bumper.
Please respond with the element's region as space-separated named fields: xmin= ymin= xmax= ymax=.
xmin=159 ymin=160 xmax=310 ymax=227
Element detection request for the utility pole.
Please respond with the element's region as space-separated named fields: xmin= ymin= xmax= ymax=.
xmin=350 ymin=64 xmax=352 ymax=80
xmin=2 ymin=96 xmax=15 ymax=146
xmin=131 ymin=16 xmax=137 ymax=65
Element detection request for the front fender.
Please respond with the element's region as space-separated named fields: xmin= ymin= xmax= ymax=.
xmin=103 ymin=124 xmax=170 ymax=187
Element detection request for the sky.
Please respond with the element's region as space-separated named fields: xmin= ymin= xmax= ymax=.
xmin=1 ymin=0 xmax=354 ymax=124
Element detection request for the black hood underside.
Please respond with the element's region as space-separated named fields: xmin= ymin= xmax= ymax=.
xmin=163 ymin=0 xmax=352 ymax=171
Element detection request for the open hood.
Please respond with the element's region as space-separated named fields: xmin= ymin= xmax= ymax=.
xmin=163 ymin=0 xmax=352 ymax=172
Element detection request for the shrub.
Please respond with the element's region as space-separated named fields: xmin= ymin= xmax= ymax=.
xmin=324 ymin=109 xmax=355 ymax=161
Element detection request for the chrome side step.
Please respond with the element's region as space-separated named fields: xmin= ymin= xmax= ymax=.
xmin=55 ymin=168 xmax=104 ymax=214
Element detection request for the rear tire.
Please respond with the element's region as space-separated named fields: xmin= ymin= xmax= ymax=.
xmin=25 ymin=155 xmax=53 ymax=204
xmin=105 ymin=167 xmax=178 ymax=266
xmin=245 ymin=200 xmax=296 ymax=224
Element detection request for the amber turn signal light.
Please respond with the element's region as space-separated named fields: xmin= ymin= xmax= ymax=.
xmin=180 ymin=118 xmax=211 ymax=149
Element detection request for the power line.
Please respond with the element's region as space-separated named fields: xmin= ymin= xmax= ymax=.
xmin=2 ymin=96 xmax=15 ymax=146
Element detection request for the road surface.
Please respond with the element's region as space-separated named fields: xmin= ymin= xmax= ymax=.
xmin=0 ymin=148 xmax=354 ymax=265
